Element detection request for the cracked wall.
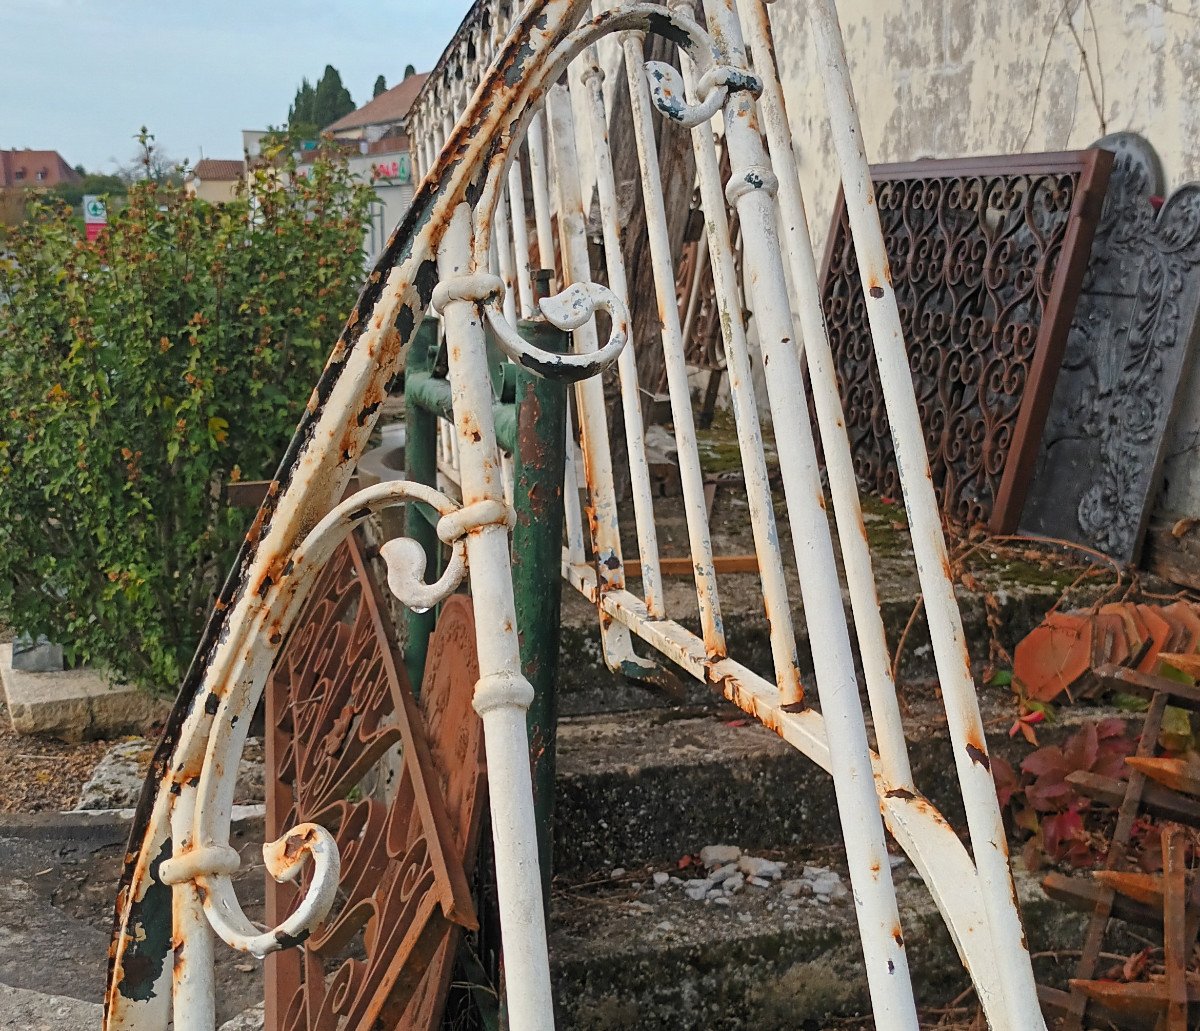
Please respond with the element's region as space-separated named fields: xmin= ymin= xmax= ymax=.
xmin=767 ymin=0 xmax=1200 ymax=254
xmin=767 ymin=0 xmax=1200 ymax=519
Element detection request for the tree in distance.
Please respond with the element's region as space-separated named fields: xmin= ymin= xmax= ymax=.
xmin=287 ymin=65 xmax=355 ymax=137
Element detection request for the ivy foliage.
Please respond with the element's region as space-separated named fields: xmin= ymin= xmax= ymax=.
xmin=0 ymin=146 xmax=374 ymax=691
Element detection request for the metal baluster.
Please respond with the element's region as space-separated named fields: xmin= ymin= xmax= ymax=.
xmin=434 ymin=202 xmax=554 ymax=1031
xmin=700 ymin=0 xmax=917 ymax=1021
xmin=620 ymin=25 xmax=725 ymax=655
xmin=577 ymin=31 xmax=666 ymax=618
xmin=742 ymin=0 xmax=913 ymax=787
xmin=546 ymin=83 xmax=662 ymax=677
xmin=806 ymin=2 xmax=1045 ymax=1025
xmin=674 ymin=36 xmax=801 ymax=700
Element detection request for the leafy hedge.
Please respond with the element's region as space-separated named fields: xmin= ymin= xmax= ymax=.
xmin=0 ymin=148 xmax=375 ymax=690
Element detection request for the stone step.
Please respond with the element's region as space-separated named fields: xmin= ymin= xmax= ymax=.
xmin=551 ymin=694 xmax=1141 ymax=878
xmin=554 ymin=552 xmax=1081 ymax=718
xmin=547 ymin=847 xmax=1084 ymax=1030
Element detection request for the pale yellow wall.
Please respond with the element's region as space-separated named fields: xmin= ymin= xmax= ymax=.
xmin=187 ymin=178 xmax=240 ymax=204
xmin=765 ymin=0 xmax=1200 ymax=252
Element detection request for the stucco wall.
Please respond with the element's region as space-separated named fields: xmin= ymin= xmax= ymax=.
xmin=762 ymin=0 xmax=1200 ymax=519
xmin=766 ymin=0 xmax=1200 ymax=254
xmin=188 ymin=178 xmax=240 ymax=204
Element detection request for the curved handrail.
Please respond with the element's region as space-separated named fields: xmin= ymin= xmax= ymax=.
xmin=103 ymin=4 xmax=735 ymax=1029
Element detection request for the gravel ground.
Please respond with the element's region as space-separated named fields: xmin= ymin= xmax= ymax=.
xmin=0 ymin=699 xmax=113 ymax=812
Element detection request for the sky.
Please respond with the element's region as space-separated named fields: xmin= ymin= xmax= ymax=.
xmin=2 ymin=1 xmax=475 ymax=173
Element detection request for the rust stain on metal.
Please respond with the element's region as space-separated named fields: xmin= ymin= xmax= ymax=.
xmin=965 ymin=742 xmax=991 ymax=771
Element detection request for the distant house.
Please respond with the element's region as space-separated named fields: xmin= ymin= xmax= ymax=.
xmin=323 ymin=71 xmax=429 ymax=258
xmin=185 ymin=158 xmax=244 ymax=204
xmin=0 ymin=149 xmax=81 ymax=188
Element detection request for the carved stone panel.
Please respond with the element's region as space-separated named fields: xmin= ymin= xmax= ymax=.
xmin=819 ymin=152 xmax=1111 ymax=532
xmin=1021 ymin=135 xmax=1200 ymax=563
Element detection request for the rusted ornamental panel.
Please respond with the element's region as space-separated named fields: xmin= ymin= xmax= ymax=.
xmin=819 ymin=151 xmax=1112 ymax=532
xmin=264 ymin=544 xmax=485 ymax=1031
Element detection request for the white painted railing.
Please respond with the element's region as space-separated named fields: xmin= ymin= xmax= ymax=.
xmin=411 ymin=1 xmax=1046 ymax=1027
xmin=105 ymin=3 xmax=1044 ymax=1029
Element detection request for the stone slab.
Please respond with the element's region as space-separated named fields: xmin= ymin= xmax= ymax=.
xmin=0 ymin=984 xmax=101 ymax=1031
xmin=9 ymin=638 xmax=63 ymax=673
xmin=0 ymin=643 xmax=169 ymax=742
xmin=548 ymin=855 xmax=1093 ymax=1030
xmin=552 ymin=699 xmax=1142 ymax=877
xmin=75 ymin=736 xmax=264 ymax=810
xmin=0 ymin=813 xmax=264 ymax=1023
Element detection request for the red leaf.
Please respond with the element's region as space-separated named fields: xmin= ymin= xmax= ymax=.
xmin=1027 ymin=780 xmax=1075 ymax=812
xmin=1022 ymin=745 xmax=1069 ymax=778
xmin=1063 ymin=722 xmax=1099 ymax=772
xmin=1096 ymin=718 xmax=1127 ymax=740
xmin=992 ymin=755 xmax=1018 ymax=808
xmin=1043 ymin=809 xmax=1084 ymax=858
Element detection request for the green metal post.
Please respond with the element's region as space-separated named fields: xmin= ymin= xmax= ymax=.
xmin=402 ymin=316 xmax=441 ymax=691
xmin=509 ymin=314 xmax=568 ymax=909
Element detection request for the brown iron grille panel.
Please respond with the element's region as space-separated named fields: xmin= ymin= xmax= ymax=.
xmin=263 ymin=534 xmax=484 ymax=1031
xmin=818 ymin=151 xmax=1111 ymax=531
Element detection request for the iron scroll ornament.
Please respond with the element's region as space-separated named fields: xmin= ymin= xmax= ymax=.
xmin=818 ymin=151 xmax=1112 ymax=532
xmin=104 ymin=4 xmax=744 ymax=1027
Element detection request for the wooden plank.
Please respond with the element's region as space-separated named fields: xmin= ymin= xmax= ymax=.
xmin=1163 ymin=826 xmax=1191 ymax=1031
xmin=1042 ymin=872 xmax=1163 ymax=929
xmin=1143 ymin=513 xmax=1200 ymax=592
xmin=623 ymin=554 xmax=759 ymax=578
xmin=1125 ymin=756 xmax=1200 ymax=797
xmin=1093 ymin=664 xmax=1200 ymax=712
xmin=1068 ymin=770 xmax=1200 ymax=825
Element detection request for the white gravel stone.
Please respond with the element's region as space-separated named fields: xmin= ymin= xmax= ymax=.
xmin=737 ymin=855 xmax=784 ymax=880
xmin=610 ymin=867 xmax=626 ymax=879
xmin=685 ymin=879 xmax=712 ymax=901
xmin=653 ymin=871 xmax=670 ymax=886
xmin=747 ymin=875 xmax=771 ymax=889
xmin=722 ymin=872 xmax=745 ymax=894
xmin=699 ymin=844 xmax=741 ymax=868
xmin=712 ymin=896 xmax=731 ymax=907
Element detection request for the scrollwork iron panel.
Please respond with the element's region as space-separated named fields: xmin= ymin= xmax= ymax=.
xmin=264 ymin=538 xmax=484 ymax=1031
xmin=819 ymin=152 xmax=1111 ymax=531
xmin=1022 ymin=136 xmax=1200 ymax=562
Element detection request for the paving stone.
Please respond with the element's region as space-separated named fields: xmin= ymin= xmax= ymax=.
xmin=0 ymin=644 xmax=169 ymax=743
xmin=220 ymin=1002 xmax=265 ymax=1031
xmin=0 ymin=984 xmax=101 ymax=1030
xmin=76 ymin=736 xmax=264 ymax=810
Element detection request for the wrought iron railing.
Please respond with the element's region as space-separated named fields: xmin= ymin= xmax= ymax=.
xmin=106 ymin=2 xmax=1048 ymax=1028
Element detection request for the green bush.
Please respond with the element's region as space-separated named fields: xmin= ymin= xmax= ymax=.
xmin=0 ymin=147 xmax=374 ymax=690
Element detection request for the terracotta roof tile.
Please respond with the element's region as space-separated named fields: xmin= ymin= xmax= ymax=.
xmin=326 ymin=73 xmax=429 ymax=133
xmin=192 ymin=158 xmax=244 ymax=181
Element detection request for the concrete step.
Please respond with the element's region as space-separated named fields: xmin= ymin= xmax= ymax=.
xmin=547 ymin=847 xmax=1085 ymax=1030
xmin=551 ymin=693 xmax=1142 ymax=878
xmin=553 ymin=530 xmax=1094 ymax=719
